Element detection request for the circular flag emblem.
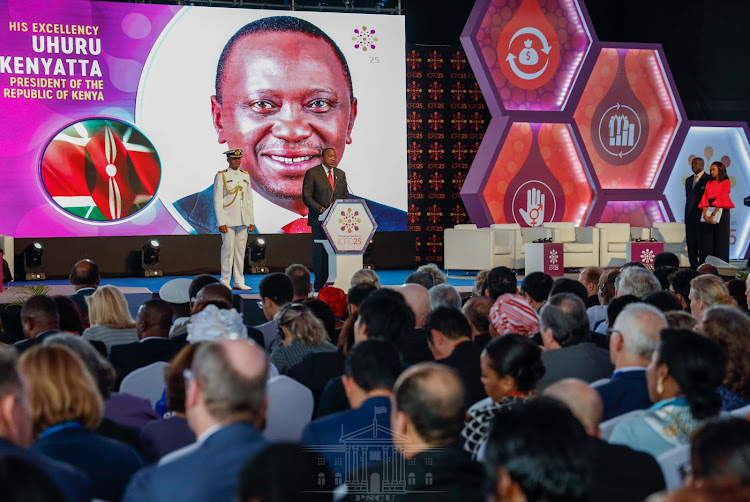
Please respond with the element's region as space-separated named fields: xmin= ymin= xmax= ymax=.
xmin=40 ymin=118 xmax=161 ymax=222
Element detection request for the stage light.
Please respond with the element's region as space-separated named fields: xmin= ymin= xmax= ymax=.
xmin=363 ymin=239 xmax=375 ymax=270
xmin=141 ymin=239 xmax=163 ymax=277
xmin=23 ymin=242 xmax=45 ymax=281
xmin=247 ymin=238 xmax=268 ymax=274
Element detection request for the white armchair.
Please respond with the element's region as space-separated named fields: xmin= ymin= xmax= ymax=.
xmin=650 ymin=222 xmax=689 ymax=267
xmin=443 ymin=224 xmax=514 ymax=271
xmin=595 ymin=223 xmax=651 ymax=267
xmin=542 ymin=222 xmax=600 ymax=268
xmin=489 ymin=224 xmax=551 ymax=270
xmin=0 ymin=235 xmax=14 ymax=283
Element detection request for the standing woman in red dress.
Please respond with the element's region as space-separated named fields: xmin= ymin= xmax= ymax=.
xmin=699 ymin=161 xmax=734 ymax=262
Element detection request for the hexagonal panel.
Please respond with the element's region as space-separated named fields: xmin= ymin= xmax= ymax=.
xmin=461 ymin=0 xmax=594 ymax=114
xmin=573 ymin=45 xmax=683 ymax=190
xmin=322 ymin=199 xmax=377 ymax=254
xmin=461 ymin=120 xmax=595 ymax=227
xmin=662 ymin=123 xmax=750 ymax=259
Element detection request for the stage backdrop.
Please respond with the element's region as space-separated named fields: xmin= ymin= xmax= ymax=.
xmin=0 ymin=0 xmax=407 ymax=237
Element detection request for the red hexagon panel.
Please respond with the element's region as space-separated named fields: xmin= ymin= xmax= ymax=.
xmin=461 ymin=0 xmax=594 ymax=114
xmin=478 ymin=121 xmax=594 ymax=226
xmin=573 ymin=46 xmax=682 ymax=190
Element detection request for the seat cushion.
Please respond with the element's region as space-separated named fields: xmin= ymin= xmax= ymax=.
xmin=609 ymin=242 xmax=627 ymax=252
xmin=596 ymin=223 xmax=630 ymax=242
xmin=563 ymin=243 xmax=594 ymax=253
xmin=494 ymin=245 xmax=512 ymax=255
xmin=544 ymin=223 xmax=576 ymax=242
xmin=654 ymin=223 xmax=685 ymax=243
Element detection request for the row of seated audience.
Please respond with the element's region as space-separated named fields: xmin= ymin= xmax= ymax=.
xmin=0 ymin=256 xmax=748 ymax=501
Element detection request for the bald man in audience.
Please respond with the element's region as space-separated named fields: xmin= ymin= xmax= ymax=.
xmin=14 ymin=295 xmax=62 ymax=353
xmin=462 ymin=296 xmax=493 ymax=351
xmin=596 ymin=303 xmax=666 ymax=421
xmin=544 ymin=379 xmax=665 ymax=502
xmin=123 ymin=339 xmax=269 ymax=502
xmin=109 ymin=299 xmax=179 ymax=387
xmin=195 ymin=283 xmax=234 ymax=308
xmin=398 ymin=283 xmax=433 ymax=364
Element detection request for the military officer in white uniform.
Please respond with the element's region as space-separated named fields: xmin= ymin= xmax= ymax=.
xmin=213 ymin=149 xmax=255 ymax=290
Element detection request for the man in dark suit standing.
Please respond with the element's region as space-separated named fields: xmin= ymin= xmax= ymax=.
xmin=685 ymin=156 xmax=708 ymax=269
xmin=302 ymin=147 xmax=349 ymax=291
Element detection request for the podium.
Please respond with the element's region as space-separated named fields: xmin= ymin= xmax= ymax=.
xmin=315 ymin=199 xmax=378 ymax=291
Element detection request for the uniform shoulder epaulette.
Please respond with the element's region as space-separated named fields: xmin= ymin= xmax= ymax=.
xmin=221 ymin=169 xmax=228 ymax=173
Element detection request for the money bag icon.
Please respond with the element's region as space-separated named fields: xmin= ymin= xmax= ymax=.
xmin=519 ymin=40 xmax=538 ymax=66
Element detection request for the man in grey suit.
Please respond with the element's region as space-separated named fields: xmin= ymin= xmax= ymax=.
xmin=302 ymin=147 xmax=349 ymax=291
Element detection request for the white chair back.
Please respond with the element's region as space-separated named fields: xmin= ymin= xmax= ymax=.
xmin=730 ymin=403 xmax=750 ymax=418
xmin=264 ymin=375 xmax=314 ymax=442
xmin=657 ymin=444 xmax=691 ymax=491
xmin=600 ymin=408 xmax=645 ymax=441
xmin=119 ymin=361 xmax=169 ymax=407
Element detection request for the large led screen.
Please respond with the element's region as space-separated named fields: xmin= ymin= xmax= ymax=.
xmin=0 ymin=0 xmax=407 ymax=237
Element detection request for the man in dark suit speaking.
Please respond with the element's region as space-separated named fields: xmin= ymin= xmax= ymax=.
xmin=685 ymin=156 xmax=708 ymax=268
xmin=303 ymin=148 xmax=348 ymax=291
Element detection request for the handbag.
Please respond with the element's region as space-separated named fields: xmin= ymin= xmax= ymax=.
xmin=701 ymin=207 xmax=722 ymax=224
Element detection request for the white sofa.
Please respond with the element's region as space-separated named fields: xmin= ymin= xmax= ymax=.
xmin=542 ymin=222 xmax=600 ymax=268
xmin=595 ymin=223 xmax=650 ymax=267
xmin=489 ymin=223 xmax=551 ymax=270
xmin=650 ymin=222 xmax=689 ymax=267
xmin=443 ymin=224 xmax=514 ymax=271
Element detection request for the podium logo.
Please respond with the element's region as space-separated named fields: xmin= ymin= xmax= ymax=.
xmin=339 ymin=207 xmax=362 ymax=233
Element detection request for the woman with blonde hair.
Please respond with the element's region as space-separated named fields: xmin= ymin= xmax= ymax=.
xmin=350 ymin=268 xmax=380 ymax=289
xmin=81 ymin=285 xmax=138 ymax=351
xmin=269 ymin=303 xmax=337 ymax=373
xmin=688 ymin=274 xmax=736 ymax=320
xmin=22 ymin=345 xmax=142 ymax=502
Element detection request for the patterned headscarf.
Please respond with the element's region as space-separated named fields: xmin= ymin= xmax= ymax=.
xmin=489 ymin=293 xmax=541 ymax=337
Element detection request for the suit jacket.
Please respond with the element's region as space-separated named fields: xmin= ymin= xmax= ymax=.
xmin=174 ymin=184 xmax=406 ymax=234
xmin=596 ymin=369 xmax=652 ymax=422
xmin=437 ymin=340 xmax=486 ymax=406
xmin=31 ymin=426 xmax=143 ymax=502
xmin=685 ymin=173 xmax=709 ymax=221
xmin=287 ymin=350 xmax=345 ymax=413
xmin=122 ymin=422 xmax=267 ymax=502
xmin=588 ymin=436 xmax=665 ymax=502
xmin=109 ymin=337 xmax=180 ymax=388
xmin=302 ymin=396 xmax=391 ymax=468
xmin=13 ymin=329 xmax=63 ymax=354
xmin=69 ymin=287 xmax=95 ymax=316
xmin=302 ymin=164 xmax=349 ymax=227
xmin=139 ymin=416 xmax=196 ymax=465
xmin=316 ymin=375 xmax=351 ymax=418
xmin=537 ymin=342 xmax=614 ymax=392
xmin=0 ymin=438 xmax=91 ymax=502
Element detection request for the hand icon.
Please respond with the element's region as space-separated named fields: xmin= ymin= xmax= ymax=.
xmin=518 ymin=188 xmax=545 ymax=227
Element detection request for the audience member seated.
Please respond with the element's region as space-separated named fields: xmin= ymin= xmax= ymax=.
xmin=588 ymin=269 xmax=619 ymax=331
xmin=238 ymin=443 xmax=333 ymax=502
xmin=81 ymin=285 xmax=138 ymax=352
xmin=690 ymin=418 xmax=750 ymax=487
xmin=578 ymin=267 xmax=603 ymax=308
xmin=472 ymin=269 xmax=489 ymax=297
xmin=22 ymin=345 xmax=143 ymax=502
xmin=521 ymin=271 xmax=554 ymax=312
xmin=314 ymin=286 xmax=347 ymax=322
xmin=544 ymin=379 xmax=666 ymax=502
xmin=550 ymin=277 xmax=589 ymax=304
xmin=461 ymin=335 xmax=544 ymax=459
xmin=257 ymin=273 xmax=294 ymax=352
xmin=0 ymin=456 xmax=70 ymax=502
xmin=654 ymin=252 xmax=680 ymax=270
xmin=186 ymin=304 xmax=248 ymax=343
xmin=109 ymin=299 xmax=179 ymax=387
xmin=397 ymin=283 xmax=433 ymax=365
xmin=594 ymin=293 xmax=640 ymax=335
xmin=139 ymin=344 xmax=200 ymax=464
xmin=726 ymin=278 xmax=749 ymax=312
xmin=346 ymin=282 xmax=378 ymax=316
xmin=616 ymin=267 xmax=661 ymax=299
xmin=462 ymin=296 xmax=493 ymax=351
xmin=417 ymin=263 xmax=448 ymax=287
xmin=536 ymin=293 xmax=613 ymax=391
xmin=169 ymin=275 xmax=220 ymax=339
xmin=597 ymin=304 xmax=667 ymax=421
xmin=644 ymin=290 xmax=684 ymax=313
xmin=698 ymin=306 xmax=750 ymax=411
xmin=654 ymin=266 xmax=678 ymax=291
xmin=664 ymin=311 xmax=698 ymax=330
xmin=301 ymin=297 xmax=339 ymax=343
xmin=350 ymin=268 xmax=381 ymax=289
xmin=14 ymin=295 xmax=62 ymax=353
xmin=43 ymin=334 xmax=156 ymax=445
xmin=488 ymin=293 xmax=540 ymax=339
xmin=404 ymin=269 xmax=434 ymax=289
xmin=317 ymin=288 xmax=414 ymax=418
xmin=427 ymin=307 xmax=485 ymax=405
xmin=285 ymin=264 xmax=313 ymax=301
xmin=269 ymin=304 xmax=337 ymax=374
xmin=122 ymin=340 xmax=269 ymax=502
xmin=52 ymin=296 xmax=83 ymax=335
xmin=68 ymin=259 xmax=99 ymax=329
xmin=0 ymin=347 xmax=91 ymax=502
xmin=697 ymin=263 xmax=719 ymax=276
xmin=485 ymin=397 xmax=592 ymax=502
xmin=302 ymin=340 xmax=401 ymax=467
xmin=689 ymin=274 xmax=736 ymax=320
xmin=430 ymin=283 xmax=462 ymax=311
xmin=158 ymin=278 xmax=192 ymax=337
xmin=668 ymin=268 xmax=699 ymax=312
xmin=372 ymin=363 xmax=485 ymax=501
xmin=609 ymin=329 xmax=725 ymax=457
xmin=486 ymin=266 xmax=517 ymax=301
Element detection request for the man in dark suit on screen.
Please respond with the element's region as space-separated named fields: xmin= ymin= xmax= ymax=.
xmin=302 ymin=147 xmax=349 ymax=291
xmin=685 ymin=156 xmax=709 ymax=269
